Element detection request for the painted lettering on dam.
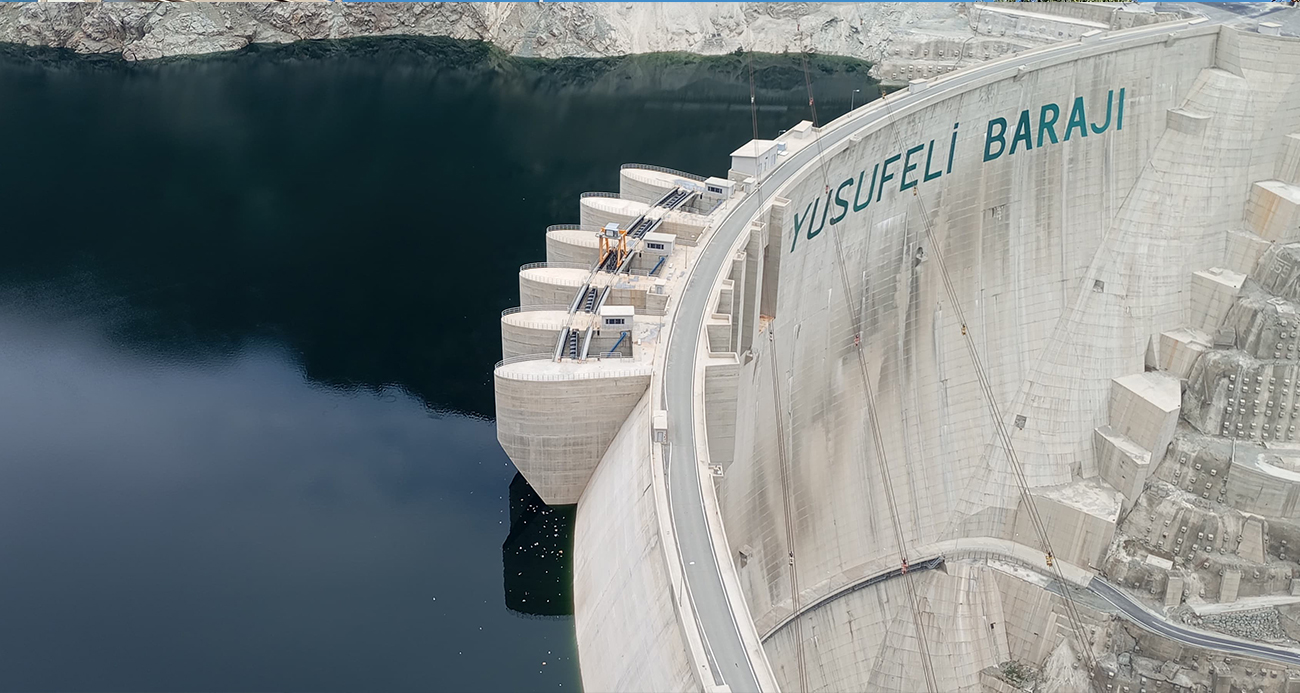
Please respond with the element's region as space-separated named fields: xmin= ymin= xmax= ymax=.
xmin=790 ymin=88 xmax=1126 ymax=254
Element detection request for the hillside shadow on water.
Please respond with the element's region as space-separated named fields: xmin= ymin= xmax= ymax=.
xmin=0 ymin=36 xmax=875 ymax=419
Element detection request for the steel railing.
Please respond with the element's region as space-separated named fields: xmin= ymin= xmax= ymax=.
xmin=620 ymin=163 xmax=707 ymax=182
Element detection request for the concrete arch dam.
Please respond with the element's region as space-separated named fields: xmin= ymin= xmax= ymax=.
xmin=495 ymin=11 xmax=1300 ymax=693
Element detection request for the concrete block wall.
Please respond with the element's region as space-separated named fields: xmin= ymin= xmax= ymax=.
xmin=1245 ymin=180 xmax=1300 ymax=242
xmin=494 ymin=362 xmax=651 ymax=505
xmin=1109 ymin=372 xmax=1181 ymax=466
xmin=1015 ymin=481 xmax=1120 ymax=570
xmin=1220 ymin=568 xmax=1241 ymax=603
xmin=657 ymin=211 xmax=708 ymax=246
xmin=989 ymin=569 xmax=1062 ymax=666
xmin=519 ymin=266 xmax=587 ymax=307
xmin=1094 ymin=425 xmax=1151 ymax=509
xmin=1224 ymin=228 xmax=1271 ymax=276
xmin=501 ymin=309 xmax=568 ymax=360
xmin=705 ymin=357 xmax=740 ymax=471
xmin=1215 ymin=30 xmax=1300 ymax=187
xmin=740 ymin=222 xmax=766 ymax=355
xmin=706 ymin=314 xmax=731 ymax=354
xmin=546 ymin=227 xmax=600 ymax=266
xmin=1159 ymin=328 xmax=1211 ymax=379
xmin=1280 ymin=133 xmax=1300 ymax=185
xmin=1190 ymin=267 xmax=1246 ymax=333
xmin=618 ymin=166 xmax=679 ymax=205
xmin=579 ymin=195 xmax=648 ymax=231
xmin=968 ymin=3 xmax=1106 ymax=44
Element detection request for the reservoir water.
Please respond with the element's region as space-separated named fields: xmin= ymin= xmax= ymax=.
xmin=0 ymin=38 xmax=870 ymax=692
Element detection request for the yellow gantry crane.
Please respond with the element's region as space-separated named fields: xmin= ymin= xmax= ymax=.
xmin=598 ymin=222 xmax=627 ymax=271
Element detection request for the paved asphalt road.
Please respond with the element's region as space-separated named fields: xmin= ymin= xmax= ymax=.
xmin=661 ymin=12 xmax=1267 ymax=693
xmin=1088 ymin=578 xmax=1300 ymax=666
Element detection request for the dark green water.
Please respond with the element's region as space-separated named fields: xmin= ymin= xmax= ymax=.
xmin=0 ymin=37 xmax=872 ymax=692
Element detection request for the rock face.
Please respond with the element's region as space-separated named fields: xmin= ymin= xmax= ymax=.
xmin=0 ymin=2 xmax=962 ymax=62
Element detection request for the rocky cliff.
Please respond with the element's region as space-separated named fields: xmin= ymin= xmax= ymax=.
xmin=0 ymin=2 xmax=962 ymax=62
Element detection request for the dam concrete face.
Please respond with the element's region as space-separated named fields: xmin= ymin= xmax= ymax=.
xmin=495 ymin=13 xmax=1300 ymax=693
xmin=723 ymin=25 xmax=1300 ymax=693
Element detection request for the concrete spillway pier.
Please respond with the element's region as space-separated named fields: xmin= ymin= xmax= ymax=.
xmin=495 ymin=7 xmax=1300 ymax=692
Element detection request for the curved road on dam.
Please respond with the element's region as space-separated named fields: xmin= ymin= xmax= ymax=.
xmin=660 ymin=12 xmax=1260 ymax=692
xmin=1088 ymin=578 xmax=1300 ymax=667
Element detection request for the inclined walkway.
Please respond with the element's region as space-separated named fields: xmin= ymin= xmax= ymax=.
xmin=554 ymin=186 xmax=698 ymax=361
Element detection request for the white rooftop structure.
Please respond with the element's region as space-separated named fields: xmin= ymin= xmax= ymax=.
xmin=729 ymin=139 xmax=783 ymax=179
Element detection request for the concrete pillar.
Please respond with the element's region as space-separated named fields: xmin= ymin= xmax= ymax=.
xmin=1158 ymin=328 xmax=1211 ymax=379
xmin=1245 ymin=180 xmax=1300 ymax=242
xmin=1190 ymin=268 xmax=1246 ymax=333
xmin=1094 ymin=426 xmax=1151 ymax=512
xmin=760 ymin=199 xmax=789 ymax=319
xmin=1241 ymin=518 xmax=1267 ymax=563
xmin=1224 ymin=229 xmax=1270 ymax=276
xmin=705 ymin=357 xmax=741 ymax=471
xmin=1278 ymin=133 xmax=1300 ymax=186
xmin=1109 ymin=372 xmax=1181 ymax=467
xmin=740 ymin=221 xmax=766 ymax=355
xmin=1220 ymin=568 xmax=1241 ymax=603
xmin=1164 ymin=575 xmax=1184 ymax=609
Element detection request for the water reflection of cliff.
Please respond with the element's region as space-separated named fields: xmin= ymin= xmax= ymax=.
xmin=0 ymin=38 xmax=870 ymax=419
xmin=503 ymin=473 xmax=575 ymax=620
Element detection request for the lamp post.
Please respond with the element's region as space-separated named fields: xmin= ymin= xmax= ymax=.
xmin=850 ymin=88 xmax=862 ymax=110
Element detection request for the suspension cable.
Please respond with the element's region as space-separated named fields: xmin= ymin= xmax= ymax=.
xmin=753 ymin=43 xmax=808 ymax=692
xmin=908 ymin=187 xmax=1099 ymax=676
xmin=869 ymin=82 xmax=1098 ymax=675
xmin=766 ymin=331 xmax=809 ymax=693
xmin=799 ymin=46 xmax=941 ymax=693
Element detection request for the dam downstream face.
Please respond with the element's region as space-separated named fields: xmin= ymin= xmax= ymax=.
xmin=0 ymin=39 xmax=865 ymax=692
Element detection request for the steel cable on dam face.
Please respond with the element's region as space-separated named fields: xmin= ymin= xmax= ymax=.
xmin=882 ymin=83 xmax=1101 ymax=677
xmin=798 ymin=50 xmax=941 ymax=693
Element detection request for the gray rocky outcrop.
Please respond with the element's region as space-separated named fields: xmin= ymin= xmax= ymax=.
xmin=0 ymin=2 xmax=961 ymax=62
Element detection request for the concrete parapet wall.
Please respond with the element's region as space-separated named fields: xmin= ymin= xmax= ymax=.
xmin=546 ymin=228 xmax=600 ymax=266
xmin=519 ymin=266 xmax=588 ymax=307
xmin=501 ymin=309 xmax=568 ymax=360
xmin=579 ymin=196 xmax=648 ymax=231
xmin=658 ymin=211 xmax=708 ymax=245
xmin=494 ymin=360 xmax=651 ymax=505
xmin=619 ymin=166 xmax=681 ymax=205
